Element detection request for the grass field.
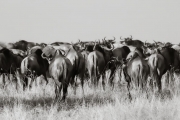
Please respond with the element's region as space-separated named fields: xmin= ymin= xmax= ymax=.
xmin=0 ymin=71 xmax=180 ymax=120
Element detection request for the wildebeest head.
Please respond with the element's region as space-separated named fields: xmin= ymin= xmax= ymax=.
xmin=102 ymin=37 xmax=116 ymax=48
xmin=93 ymin=41 xmax=114 ymax=63
xmin=42 ymin=45 xmax=65 ymax=62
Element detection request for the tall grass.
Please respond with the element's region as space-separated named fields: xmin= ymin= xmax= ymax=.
xmin=0 ymin=72 xmax=179 ymax=120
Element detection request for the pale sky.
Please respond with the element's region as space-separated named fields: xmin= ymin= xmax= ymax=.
xmin=0 ymin=0 xmax=180 ymax=44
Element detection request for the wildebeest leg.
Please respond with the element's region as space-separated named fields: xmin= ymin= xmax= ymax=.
xmin=43 ymin=73 xmax=48 ymax=85
xmin=101 ymin=73 xmax=106 ymax=91
xmin=127 ymin=81 xmax=132 ymax=101
xmin=156 ymin=75 xmax=162 ymax=93
xmin=54 ymin=84 xmax=59 ymax=104
xmin=23 ymin=77 xmax=28 ymax=91
xmin=7 ymin=74 xmax=11 ymax=81
xmin=29 ymin=76 xmax=36 ymax=89
xmin=61 ymin=83 xmax=68 ymax=102
xmin=80 ymin=75 xmax=85 ymax=100
xmin=73 ymin=76 xmax=78 ymax=95
xmin=166 ymin=71 xmax=170 ymax=89
xmin=70 ymin=74 xmax=76 ymax=95
xmin=109 ymin=66 xmax=116 ymax=88
xmin=2 ymin=74 xmax=6 ymax=89
xmin=54 ymin=83 xmax=63 ymax=104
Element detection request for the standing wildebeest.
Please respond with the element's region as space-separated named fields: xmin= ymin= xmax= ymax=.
xmin=145 ymin=53 xmax=167 ymax=92
xmin=121 ymin=48 xmax=149 ymax=95
xmin=144 ymin=42 xmax=180 ymax=91
xmin=20 ymin=49 xmax=49 ymax=90
xmin=108 ymin=46 xmax=131 ymax=86
xmin=87 ymin=42 xmax=114 ymax=89
xmin=46 ymin=44 xmax=86 ymax=95
xmin=42 ymin=46 xmax=73 ymax=102
xmin=0 ymin=48 xmax=24 ymax=89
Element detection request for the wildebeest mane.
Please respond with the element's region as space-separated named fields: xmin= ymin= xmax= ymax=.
xmin=35 ymin=49 xmax=43 ymax=56
xmin=86 ymin=45 xmax=94 ymax=52
xmin=0 ymin=48 xmax=12 ymax=55
xmin=125 ymin=40 xmax=143 ymax=46
xmin=16 ymin=40 xmax=27 ymax=43
xmin=94 ymin=44 xmax=105 ymax=56
xmin=122 ymin=46 xmax=130 ymax=53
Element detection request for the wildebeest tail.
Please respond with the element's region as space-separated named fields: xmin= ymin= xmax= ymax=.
xmin=92 ymin=55 xmax=97 ymax=85
xmin=21 ymin=57 xmax=31 ymax=76
xmin=151 ymin=58 xmax=161 ymax=91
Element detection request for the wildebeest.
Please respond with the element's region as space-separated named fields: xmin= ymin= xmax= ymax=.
xmin=143 ymin=42 xmax=180 ymax=91
xmin=87 ymin=42 xmax=114 ymax=89
xmin=0 ymin=48 xmax=24 ymax=89
xmin=44 ymin=44 xmax=86 ymax=95
xmin=20 ymin=49 xmax=49 ymax=90
xmin=108 ymin=46 xmax=130 ymax=87
xmin=121 ymin=48 xmax=149 ymax=91
xmin=145 ymin=53 xmax=167 ymax=92
xmin=42 ymin=45 xmax=73 ymax=102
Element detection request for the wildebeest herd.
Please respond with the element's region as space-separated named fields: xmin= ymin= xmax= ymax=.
xmin=0 ymin=36 xmax=180 ymax=103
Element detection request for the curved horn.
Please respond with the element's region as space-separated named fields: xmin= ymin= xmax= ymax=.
xmin=101 ymin=43 xmax=114 ymax=51
xmin=130 ymin=35 xmax=132 ymax=39
xmin=113 ymin=36 xmax=115 ymax=40
xmin=153 ymin=40 xmax=158 ymax=47
xmin=78 ymin=39 xmax=81 ymax=43
xmin=144 ymin=40 xmax=147 ymax=47
xmin=59 ymin=49 xmax=66 ymax=56
xmin=41 ymin=53 xmax=48 ymax=60
xmin=164 ymin=42 xmax=167 ymax=47
xmin=93 ymin=40 xmax=97 ymax=50
xmin=120 ymin=36 xmax=124 ymax=40
xmin=102 ymin=38 xmax=105 ymax=44
xmin=103 ymin=37 xmax=107 ymax=44
xmin=98 ymin=39 xmax=101 ymax=44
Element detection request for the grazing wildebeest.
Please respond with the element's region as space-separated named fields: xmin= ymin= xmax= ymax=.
xmin=42 ymin=46 xmax=73 ymax=102
xmin=20 ymin=49 xmax=49 ymax=90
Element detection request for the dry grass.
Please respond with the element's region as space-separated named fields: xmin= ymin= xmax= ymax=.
xmin=0 ymin=72 xmax=180 ymax=120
